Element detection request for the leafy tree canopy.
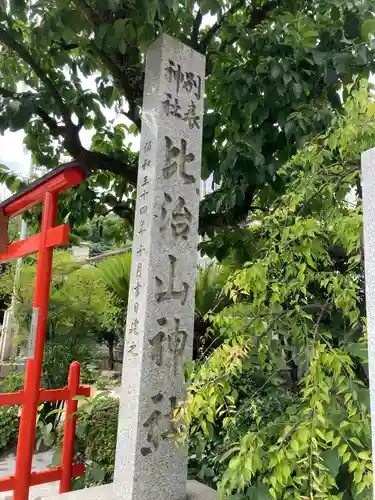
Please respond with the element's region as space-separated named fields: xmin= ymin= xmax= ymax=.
xmin=70 ymin=213 xmax=132 ymax=253
xmin=0 ymin=250 xmax=120 ymax=353
xmin=0 ymin=0 xmax=375 ymax=241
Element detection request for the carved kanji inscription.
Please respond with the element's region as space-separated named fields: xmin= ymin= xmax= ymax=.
xmin=149 ymin=318 xmax=187 ymax=375
xmin=164 ymin=137 xmax=196 ymax=184
xmin=140 ymin=393 xmax=180 ymax=457
xmin=164 ymin=60 xmax=184 ymax=93
xmin=162 ymin=93 xmax=181 ymax=118
xmin=155 ymin=255 xmax=189 ymax=305
xmin=183 ymin=101 xmax=200 ymax=129
xmin=164 ymin=60 xmax=202 ymax=100
xmin=160 ymin=193 xmax=192 ymax=239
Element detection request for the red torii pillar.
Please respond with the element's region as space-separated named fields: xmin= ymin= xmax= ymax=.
xmin=0 ymin=162 xmax=86 ymax=500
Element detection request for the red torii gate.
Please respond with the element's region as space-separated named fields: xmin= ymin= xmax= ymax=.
xmin=0 ymin=162 xmax=90 ymax=500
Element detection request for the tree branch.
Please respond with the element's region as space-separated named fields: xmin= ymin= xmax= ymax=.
xmin=0 ymin=86 xmax=65 ymax=136
xmin=246 ymin=0 xmax=281 ymax=29
xmin=0 ymin=28 xmax=73 ymax=126
xmin=191 ymin=10 xmax=203 ymax=50
xmin=0 ymin=29 xmax=140 ymax=171
xmin=205 ymin=0 xmax=282 ymax=74
xmin=199 ymin=185 xmax=256 ymax=235
xmin=200 ymin=0 xmax=246 ymax=52
xmin=34 ymin=108 xmax=65 ymax=137
xmin=0 ymin=86 xmax=17 ymax=99
xmin=80 ymin=149 xmax=137 ymax=185
xmin=73 ymin=0 xmax=142 ymax=128
xmin=73 ymin=0 xmax=104 ymax=27
xmin=88 ymin=42 xmax=142 ymax=128
xmin=0 ymin=85 xmax=138 ymax=187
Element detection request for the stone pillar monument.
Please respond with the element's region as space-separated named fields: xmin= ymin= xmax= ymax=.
xmin=114 ymin=34 xmax=205 ymax=500
xmin=361 ymin=147 xmax=375 ymax=497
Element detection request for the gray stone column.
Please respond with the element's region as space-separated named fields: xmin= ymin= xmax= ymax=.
xmin=361 ymin=147 xmax=375 ymax=496
xmin=114 ymin=34 xmax=205 ymax=500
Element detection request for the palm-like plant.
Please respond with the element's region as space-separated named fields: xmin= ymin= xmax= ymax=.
xmin=98 ymin=253 xmax=132 ymax=304
xmin=98 ymin=253 xmax=132 ymax=369
xmin=98 ymin=254 xmax=232 ymax=361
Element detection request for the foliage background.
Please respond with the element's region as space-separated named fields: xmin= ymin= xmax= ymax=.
xmin=177 ymin=80 xmax=374 ymax=499
xmin=1 ymin=0 xmax=375 ymax=497
xmin=1 ymin=0 xmax=375 ymax=249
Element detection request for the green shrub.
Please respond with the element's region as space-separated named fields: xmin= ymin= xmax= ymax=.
xmin=95 ymin=375 xmax=121 ymax=391
xmin=0 ymin=368 xmax=23 ymax=452
xmin=80 ymin=363 xmax=99 ymax=385
xmin=0 ymin=367 xmax=24 ymax=393
xmin=73 ymin=395 xmax=119 ymax=487
xmin=0 ymin=406 xmax=19 ymax=451
xmin=188 ymin=368 xmax=295 ymax=488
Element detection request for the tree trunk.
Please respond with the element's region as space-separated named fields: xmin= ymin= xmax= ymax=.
xmin=108 ymin=342 xmax=115 ymax=371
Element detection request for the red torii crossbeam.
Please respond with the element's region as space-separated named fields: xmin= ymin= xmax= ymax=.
xmin=0 ymin=362 xmax=90 ymax=493
xmin=0 ymin=162 xmax=89 ymax=500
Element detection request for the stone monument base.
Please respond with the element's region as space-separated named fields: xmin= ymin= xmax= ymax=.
xmin=40 ymin=481 xmax=217 ymax=500
xmin=187 ymin=480 xmax=217 ymax=499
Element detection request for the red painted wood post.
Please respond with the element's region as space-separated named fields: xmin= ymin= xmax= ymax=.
xmin=13 ymin=191 xmax=57 ymax=500
xmin=60 ymin=362 xmax=80 ymax=493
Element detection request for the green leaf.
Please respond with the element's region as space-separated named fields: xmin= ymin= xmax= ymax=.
xmin=331 ymin=6 xmax=340 ymax=22
xmin=72 ymin=395 xmax=88 ymax=402
xmin=199 ymin=0 xmax=220 ymax=15
xmin=138 ymin=21 xmax=155 ymax=51
xmin=311 ymin=50 xmax=330 ymax=66
xmin=114 ymin=18 xmax=127 ymax=39
xmin=333 ymin=54 xmax=352 ymax=74
xmin=220 ymin=146 xmax=238 ymax=173
xmin=293 ymin=82 xmax=303 ymax=99
xmin=108 ymin=0 xmax=120 ymax=9
xmin=123 ymin=22 xmax=136 ymax=41
xmin=44 ymin=433 xmax=55 ymax=447
xmin=76 ymin=422 xmax=88 ymax=439
xmin=338 ymin=444 xmax=348 ymax=457
xmin=357 ymin=45 xmax=368 ymax=64
xmin=119 ymin=39 xmax=127 ymax=55
xmin=344 ymin=12 xmax=361 ymax=39
xmin=91 ymin=462 xmax=106 ymax=483
xmin=51 ymin=447 xmax=62 ymax=467
xmin=322 ymin=449 xmax=340 ymax=477
xmin=247 ymin=483 xmax=272 ymax=499
xmin=324 ymin=66 xmax=337 ymax=85
xmin=346 ymin=343 xmax=368 ymax=362
xmin=357 ymin=451 xmax=371 ymax=460
xmin=10 ymin=0 xmax=26 ymax=15
xmin=45 ymin=422 xmax=53 ymax=435
xmin=271 ymin=63 xmax=282 ymax=80
xmin=361 ymin=18 xmax=375 ymax=40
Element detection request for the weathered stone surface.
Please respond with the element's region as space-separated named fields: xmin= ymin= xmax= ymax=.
xmin=40 ymin=481 xmax=217 ymax=500
xmin=40 ymin=484 xmax=111 ymax=500
xmin=113 ymin=34 xmax=205 ymax=500
xmin=100 ymin=370 xmax=121 ymax=379
xmin=361 ymin=147 xmax=375 ymax=498
xmin=186 ymin=481 xmax=218 ymax=500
